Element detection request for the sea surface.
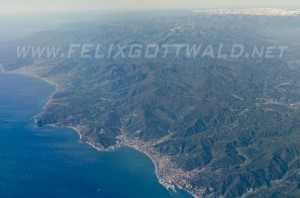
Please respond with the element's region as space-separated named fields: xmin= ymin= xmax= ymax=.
xmin=0 ymin=74 xmax=192 ymax=198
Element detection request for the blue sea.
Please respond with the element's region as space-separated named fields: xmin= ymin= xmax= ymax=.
xmin=0 ymin=74 xmax=192 ymax=198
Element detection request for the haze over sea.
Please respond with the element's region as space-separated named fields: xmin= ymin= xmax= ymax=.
xmin=0 ymin=74 xmax=191 ymax=198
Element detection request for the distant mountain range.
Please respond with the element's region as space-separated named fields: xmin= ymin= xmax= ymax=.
xmin=1 ymin=12 xmax=300 ymax=198
xmin=193 ymin=8 xmax=300 ymax=16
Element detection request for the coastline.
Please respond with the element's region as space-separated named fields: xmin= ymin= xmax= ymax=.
xmin=2 ymin=69 xmax=196 ymax=198
xmin=51 ymin=123 xmax=196 ymax=198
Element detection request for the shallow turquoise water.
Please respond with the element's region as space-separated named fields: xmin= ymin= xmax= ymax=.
xmin=0 ymin=74 xmax=192 ymax=198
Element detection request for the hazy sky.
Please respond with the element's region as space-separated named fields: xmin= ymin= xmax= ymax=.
xmin=1 ymin=0 xmax=299 ymax=14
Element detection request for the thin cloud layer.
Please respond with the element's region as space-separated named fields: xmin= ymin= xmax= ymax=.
xmin=0 ymin=0 xmax=299 ymax=14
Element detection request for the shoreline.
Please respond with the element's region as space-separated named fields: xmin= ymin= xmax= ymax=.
xmin=61 ymin=125 xmax=196 ymax=198
xmin=46 ymin=122 xmax=182 ymax=194
xmin=2 ymin=70 xmax=196 ymax=198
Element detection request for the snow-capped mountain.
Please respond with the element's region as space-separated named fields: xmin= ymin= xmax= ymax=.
xmin=193 ymin=8 xmax=300 ymax=16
